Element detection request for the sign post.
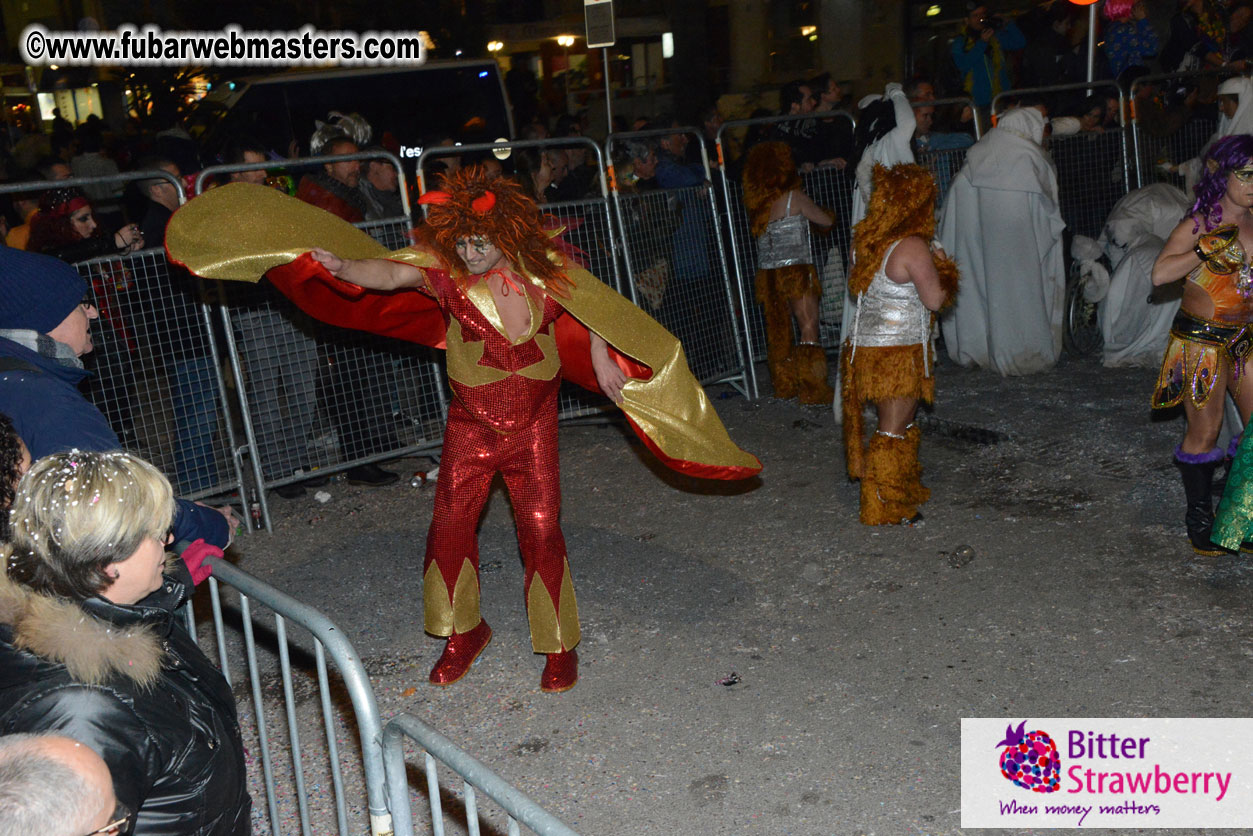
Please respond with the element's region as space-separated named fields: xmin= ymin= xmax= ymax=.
xmin=585 ymin=0 xmax=615 ymax=132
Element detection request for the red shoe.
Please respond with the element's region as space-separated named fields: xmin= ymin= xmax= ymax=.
xmin=540 ymin=648 xmax=578 ymax=693
xmin=429 ymin=621 xmax=492 ymax=686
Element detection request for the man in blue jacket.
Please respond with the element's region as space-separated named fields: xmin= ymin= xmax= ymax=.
xmin=951 ymin=3 xmax=1026 ymax=109
xmin=0 ymin=247 xmax=235 ymax=546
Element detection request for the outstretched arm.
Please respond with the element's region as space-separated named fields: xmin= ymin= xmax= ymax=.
xmin=310 ymin=247 xmax=425 ymax=290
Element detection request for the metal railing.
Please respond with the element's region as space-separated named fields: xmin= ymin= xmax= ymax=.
xmin=383 ymin=714 xmax=582 ymax=836
xmin=195 ymin=153 xmax=447 ymax=532
xmin=187 ymin=557 xmax=392 ymax=836
xmin=184 ymin=555 xmax=583 ymax=836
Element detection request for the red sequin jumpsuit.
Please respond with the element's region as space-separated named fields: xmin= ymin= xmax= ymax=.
xmin=421 ymin=268 xmax=579 ymax=653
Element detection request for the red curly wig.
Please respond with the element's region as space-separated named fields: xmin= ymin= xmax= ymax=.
xmin=742 ymin=141 xmax=802 ymax=237
xmin=417 ymin=166 xmax=574 ymax=296
xmin=849 ymin=164 xmax=958 ymax=307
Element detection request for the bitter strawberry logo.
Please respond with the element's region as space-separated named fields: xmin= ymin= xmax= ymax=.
xmin=996 ymin=720 xmax=1061 ymax=793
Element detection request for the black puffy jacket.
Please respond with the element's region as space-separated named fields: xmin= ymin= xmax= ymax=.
xmin=0 ymin=563 xmax=251 ymax=835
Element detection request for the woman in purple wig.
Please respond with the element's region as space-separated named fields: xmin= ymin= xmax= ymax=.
xmin=1151 ymin=134 xmax=1253 ymax=555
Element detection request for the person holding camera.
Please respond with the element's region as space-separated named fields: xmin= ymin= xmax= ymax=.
xmin=951 ymin=2 xmax=1025 ymax=110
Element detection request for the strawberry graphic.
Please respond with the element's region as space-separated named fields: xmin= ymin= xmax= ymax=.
xmin=995 ymin=720 xmax=1061 ymax=793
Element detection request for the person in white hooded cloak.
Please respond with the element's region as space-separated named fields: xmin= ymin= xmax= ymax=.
xmin=938 ymin=106 xmax=1068 ymax=375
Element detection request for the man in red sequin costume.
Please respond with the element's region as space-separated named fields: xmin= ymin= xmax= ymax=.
xmin=309 ymin=170 xmax=627 ymax=693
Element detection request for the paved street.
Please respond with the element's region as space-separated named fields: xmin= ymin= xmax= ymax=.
xmin=230 ymin=352 xmax=1252 ymax=835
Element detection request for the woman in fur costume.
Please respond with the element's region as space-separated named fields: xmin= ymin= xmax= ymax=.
xmin=842 ymin=164 xmax=958 ymax=525
xmin=742 ymin=141 xmax=834 ymax=402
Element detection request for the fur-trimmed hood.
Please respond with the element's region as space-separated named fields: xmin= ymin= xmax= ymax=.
xmin=0 ymin=567 xmax=165 ymax=688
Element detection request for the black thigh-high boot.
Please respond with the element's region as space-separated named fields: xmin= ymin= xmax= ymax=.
xmin=1174 ymin=446 xmax=1235 ymax=556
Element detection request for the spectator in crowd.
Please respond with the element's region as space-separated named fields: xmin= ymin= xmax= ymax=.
xmin=541 ymin=147 xmax=572 ymax=202
xmin=1153 ymin=135 xmax=1253 ymax=555
xmin=809 ymin=72 xmax=855 ymax=169
xmin=36 ymin=157 xmax=72 ymax=182
xmin=1228 ymin=0 xmax=1253 ymax=63
xmin=220 ymin=136 xmax=327 ymax=500
xmin=0 ymin=411 xmax=30 ymax=541
xmin=652 ymin=115 xmax=725 ymax=372
xmin=49 ymin=107 xmax=74 ymax=147
xmin=0 ymin=450 xmax=250 ymax=834
xmin=28 ymin=186 xmax=144 ymax=261
xmin=514 ymin=147 xmax=555 ymax=203
xmin=939 ymin=106 xmax=1067 ymax=375
xmin=842 ymin=164 xmax=958 ymax=526
xmin=1162 ymin=0 xmax=1228 ymax=72
xmin=951 ymin=2 xmax=1026 ymax=109
xmin=699 ymin=103 xmax=726 ymax=167
xmin=134 ymin=156 xmax=181 ymax=245
xmin=69 ymin=127 xmax=122 ymax=209
xmin=151 ymin=112 xmax=201 ymax=178
xmin=27 ymin=186 xmax=144 ymax=452
xmin=0 ymin=733 xmax=122 ymax=836
xmin=743 ymin=141 xmax=834 ymax=403
xmin=134 ymin=155 xmax=229 ymax=495
xmin=1104 ymin=0 xmax=1160 ymax=78
xmin=774 ymin=79 xmax=820 ymax=170
xmin=358 ymin=149 xmax=405 ymax=221
xmin=1077 ymin=95 xmax=1109 ymax=132
xmin=4 ymin=177 xmax=41 ymax=250
xmin=296 ymin=135 xmax=370 ymax=222
xmin=551 ymin=115 xmax=598 ymax=201
xmin=614 ymin=139 xmax=671 ymax=311
xmin=0 ymin=246 xmax=235 ymax=546
xmin=1018 ymin=3 xmax=1085 ymax=88
xmin=740 ymin=107 xmax=777 ymax=159
xmin=296 ymin=126 xmax=399 ymax=487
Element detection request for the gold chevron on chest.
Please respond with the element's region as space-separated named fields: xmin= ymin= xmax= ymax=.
xmin=445 ymin=313 xmax=561 ymax=388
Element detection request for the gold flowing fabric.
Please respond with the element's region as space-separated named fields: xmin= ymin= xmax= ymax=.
xmin=166 ymin=183 xmax=760 ymax=476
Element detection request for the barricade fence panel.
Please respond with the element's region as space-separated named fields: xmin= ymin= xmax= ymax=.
xmin=78 ymin=249 xmax=245 ymax=501
xmin=542 ymin=196 xmax=622 ymax=421
xmin=383 ymin=714 xmax=582 ymax=836
xmin=606 ymin=127 xmax=751 ymax=391
xmin=1128 ymin=68 xmax=1241 ymax=189
xmin=185 ymin=558 xmax=391 ymax=836
xmin=1050 ymin=127 xmax=1131 ymax=239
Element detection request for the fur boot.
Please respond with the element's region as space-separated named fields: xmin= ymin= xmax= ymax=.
xmin=758 ymin=269 xmax=798 ymax=399
xmin=1174 ymin=446 xmax=1234 ymax=556
xmin=860 ymin=431 xmax=925 ymax=525
xmin=841 ymin=344 xmax=864 ymax=480
xmin=795 ymin=343 xmax=834 ymax=404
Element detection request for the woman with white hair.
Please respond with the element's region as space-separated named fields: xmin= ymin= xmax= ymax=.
xmin=0 ymin=450 xmax=249 ymax=835
xmin=938 ymin=105 xmax=1069 ymax=375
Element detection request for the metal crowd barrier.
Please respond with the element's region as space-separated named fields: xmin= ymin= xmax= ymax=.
xmin=0 ymin=171 xmax=249 ymax=505
xmin=994 ymin=81 xmax=1130 ymax=239
xmin=1128 ymin=68 xmax=1239 ymax=190
xmin=186 ymin=557 xmax=391 ymax=835
xmin=607 ymin=126 xmax=752 ymax=396
xmin=713 ymin=111 xmax=859 ymax=394
xmin=193 ymin=152 xmax=447 ymax=533
xmin=383 ymin=714 xmax=582 ymax=836
xmin=184 ymin=557 xmax=581 ymax=836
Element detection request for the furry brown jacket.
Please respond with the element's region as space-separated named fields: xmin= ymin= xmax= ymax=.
xmin=0 ymin=562 xmax=251 ymax=835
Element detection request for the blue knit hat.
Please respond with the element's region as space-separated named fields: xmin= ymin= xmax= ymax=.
xmin=0 ymin=247 xmax=87 ymax=334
